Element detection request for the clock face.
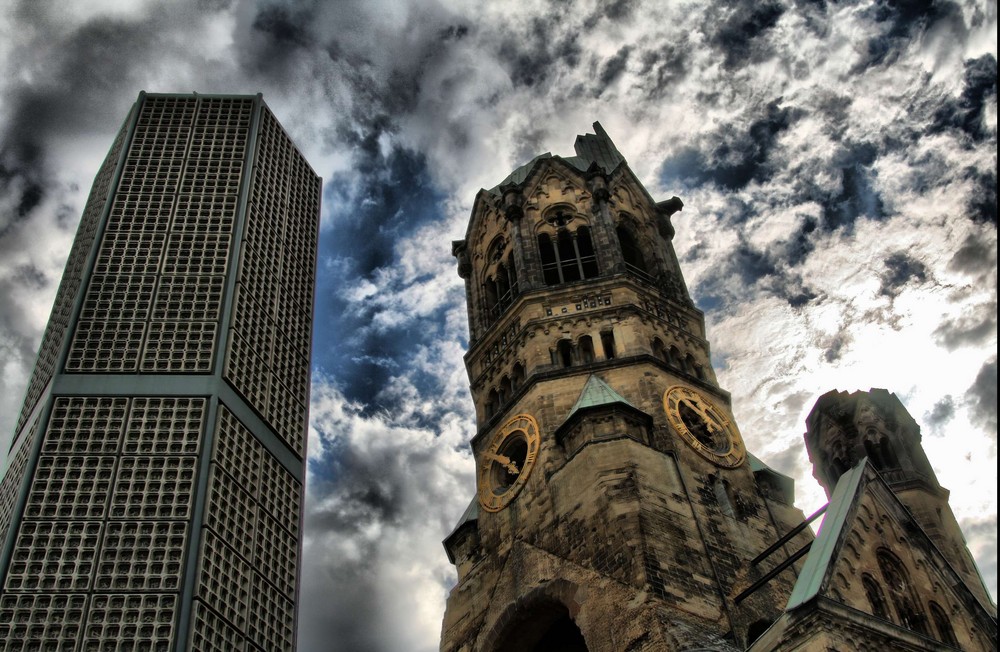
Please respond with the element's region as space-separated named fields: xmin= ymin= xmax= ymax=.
xmin=478 ymin=414 xmax=541 ymax=512
xmin=663 ymin=385 xmax=745 ymax=468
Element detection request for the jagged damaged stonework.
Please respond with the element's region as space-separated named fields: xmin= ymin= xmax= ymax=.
xmin=440 ymin=125 xmax=996 ymax=651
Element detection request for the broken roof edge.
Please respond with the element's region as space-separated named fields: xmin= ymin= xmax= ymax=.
xmin=785 ymin=457 xmax=869 ymax=610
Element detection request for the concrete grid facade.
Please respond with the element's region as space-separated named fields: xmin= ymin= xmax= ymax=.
xmin=0 ymin=93 xmax=320 ymax=651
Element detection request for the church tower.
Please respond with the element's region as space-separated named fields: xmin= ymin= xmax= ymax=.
xmin=440 ymin=125 xmax=814 ymax=651
xmin=804 ymin=388 xmax=994 ymax=609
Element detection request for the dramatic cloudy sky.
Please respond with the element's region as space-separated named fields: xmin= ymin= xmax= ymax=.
xmin=0 ymin=0 xmax=995 ymax=650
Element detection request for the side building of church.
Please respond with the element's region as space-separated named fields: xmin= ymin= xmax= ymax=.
xmin=440 ymin=124 xmax=997 ymax=651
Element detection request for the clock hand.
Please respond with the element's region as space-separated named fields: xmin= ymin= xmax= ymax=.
xmin=485 ymin=452 xmax=521 ymax=475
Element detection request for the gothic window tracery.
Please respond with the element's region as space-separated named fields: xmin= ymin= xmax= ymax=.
xmin=929 ymin=601 xmax=959 ymax=647
xmin=877 ymin=549 xmax=929 ymax=636
xmin=863 ymin=573 xmax=890 ymax=621
xmin=537 ymin=212 xmax=598 ymax=286
xmin=579 ymin=335 xmax=595 ymax=364
xmin=616 ymin=220 xmax=651 ymax=282
xmin=483 ymin=237 xmax=519 ymax=325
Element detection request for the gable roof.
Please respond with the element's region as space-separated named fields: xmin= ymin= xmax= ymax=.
xmin=565 ymin=375 xmax=638 ymax=422
xmin=785 ymin=457 xmax=996 ymax=620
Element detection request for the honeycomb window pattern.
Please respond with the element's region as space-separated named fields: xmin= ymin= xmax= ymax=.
xmin=0 ymin=418 xmax=37 ymax=542
xmin=189 ymin=599 xmax=245 ymax=652
xmin=0 ymin=593 xmax=88 ymax=651
xmin=81 ymin=593 xmax=176 ymax=652
xmin=212 ymin=406 xmax=262 ymax=490
xmin=195 ymin=529 xmax=251 ymax=634
xmin=96 ymin=522 xmax=188 ymax=591
xmin=68 ymin=95 xmax=251 ymax=376
xmin=247 ymin=570 xmax=294 ymax=652
xmin=224 ymin=106 xmax=319 ymax=458
xmin=122 ymin=397 xmax=205 ymax=455
xmin=110 ymin=456 xmax=197 ymax=520
xmin=25 ymin=456 xmax=117 ymax=520
xmin=140 ymin=321 xmax=218 ymax=373
xmin=43 ymin=397 xmax=129 ymax=456
xmin=204 ymin=466 xmax=256 ymax=559
xmin=4 ymin=521 xmax=104 ymax=592
xmin=65 ymin=321 xmax=146 ymax=373
xmin=15 ymin=116 xmax=130 ymax=433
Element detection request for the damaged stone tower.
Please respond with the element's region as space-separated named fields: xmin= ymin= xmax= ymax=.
xmin=440 ymin=125 xmax=996 ymax=651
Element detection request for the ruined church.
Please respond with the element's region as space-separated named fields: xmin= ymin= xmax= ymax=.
xmin=440 ymin=124 xmax=997 ymax=651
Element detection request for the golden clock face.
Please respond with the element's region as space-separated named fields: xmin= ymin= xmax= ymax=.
xmin=663 ymin=385 xmax=746 ymax=468
xmin=478 ymin=414 xmax=541 ymax=512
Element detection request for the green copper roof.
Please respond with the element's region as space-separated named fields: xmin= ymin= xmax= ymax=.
xmin=489 ymin=122 xmax=626 ymax=195
xmin=566 ymin=375 xmax=637 ymax=421
xmin=786 ymin=457 xmax=868 ymax=610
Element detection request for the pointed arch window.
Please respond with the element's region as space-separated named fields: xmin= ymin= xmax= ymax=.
xmin=863 ymin=573 xmax=890 ymax=621
xmin=484 ymin=243 xmax=520 ymax=326
xmin=878 ymin=550 xmax=929 ymax=636
xmin=538 ymin=226 xmax=598 ymax=286
xmin=557 ymin=340 xmax=573 ymax=368
xmin=929 ymin=602 xmax=958 ymax=647
xmin=616 ymin=223 xmax=650 ymax=281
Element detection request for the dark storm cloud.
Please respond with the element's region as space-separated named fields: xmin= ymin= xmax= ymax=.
xmin=948 ymin=234 xmax=997 ymax=276
xmin=965 ymin=357 xmax=997 ymax=432
xmin=856 ymin=0 xmax=964 ymax=70
xmin=596 ymin=46 xmax=632 ymax=92
xmin=879 ymin=251 xmax=928 ymax=297
xmin=817 ymin=161 xmax=886 ymax=231
xmin=638 ymin=40 xmax=691 ymax=98
xmin=933 ymin=300 xmax=997 ymax=350
xmin=694 ymin=237 xmax=818 ymax=312
xmin=710 ymin=1 xmax=784 ymax=70
xmin=929 ymin=55 xmax=998 ymax=142
xmin=314 ymin=139 xmax=449 ymax=412
xmin=497 ymin=16 xmax=583 ymax=88
xmin=0 ymin=15 xmax=157 ymax=233
xmin=964 ymin=168 xmax=998 ymax=226
xmin=925 ymin=395 xmax=955 ymax=427
xmin=659 ymin=99 xmax=799 ymax=191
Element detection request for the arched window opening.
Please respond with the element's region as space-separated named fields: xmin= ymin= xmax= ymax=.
xmin=864 ymin=439 xmax=882 ymax=469
xmin=694 ymin=364 xmax=706 ymax=381
xmin=493 ymin=603 xmax=589 ymax=652
xmin=511 ymin=363 xmax=525 ymax=390
xmin=684 ymin=354 xmax=699 ymax=376
xmin=667 ymin=346 xmax=682 ymax=369
xmin=557 ymin=340 xmax=573 ymax=368
xmin=576 ymin=227 xmax=599 ymax=278
xmin=929 ymin=602 xmax=959 ymax=647
xmin=863 ymin=574 xmax=890 ymax=621
xmin=878 ymin=550 xmax=929 ymax=636
xmin=537 ymin=227 xmax=598 ymax=286
xmin=600 ymin=331 xmax=616 ymax=360
xmin=539 ymin=234 xmax=561 ymax=286
xmin=652 ymin=338 xmax=667 ymax=363
xmin=486 ymin=389 xmax=499 ymax=419
xmin=713 ymin=475 xmax=734 ymax=517
xmin=880 ymin=437 xmax=899 ymax=469
xmin=579 ymin=336 xmax=595 ymax=364
xmin=484 ymin=277 xmax=499 ymax=314
xmin=557 ymin=230 xmax=582 ymax=283
xmin=499 ymin=376 xmax=512 ymax=406
xmin=617 ymin=224 xmax=650 ymax=280
xmin=496 ymin=263 xmax=510 ymax=305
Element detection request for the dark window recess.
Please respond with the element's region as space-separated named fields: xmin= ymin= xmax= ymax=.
xmin=538 ymin=227 xmax=598 ymax=286
xmin=617 ymin=225 xmax=650 ymax=281
xmin=557 ymin=340 xmax=573 ymax=368
xmin=601 ymin=331 xmax=616 ymax=359
xmin=929 ymin=602 xmax=958 ymax=647
xmin=579 ymin=336 xmax=595 ymax=364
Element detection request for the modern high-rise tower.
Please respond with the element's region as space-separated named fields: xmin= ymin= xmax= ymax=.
xmin=0 ymin=93 xmax=320 ymax=651
xmin=440 ymin=125 xmax=995 ymax=651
